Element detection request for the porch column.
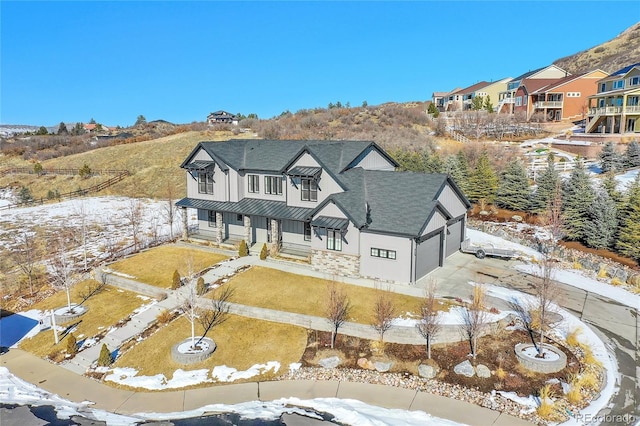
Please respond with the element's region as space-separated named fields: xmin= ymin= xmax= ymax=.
xmin=215 ymin=212 xmax=223 ymax=244
xmin=270 ymin=219 xmax=281 ymax=252
xmin=181 ymin=207 xmax=188 ymax=240
xmin=244 ymin=215 xmax=252 ymax=246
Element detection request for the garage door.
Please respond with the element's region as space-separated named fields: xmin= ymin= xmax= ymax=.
xmin=445 ymin=217 xmax=464 ymax=257
xmin=415 ymin=231 xmax=443 ymax=280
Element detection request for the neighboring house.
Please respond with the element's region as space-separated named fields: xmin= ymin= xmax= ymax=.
xmin=526 ymin=70 xmax=608 ymax=122
xmin=432 ymin=88 xmax=461 ymax=112
xmin=459 ymin=81 xmax=489 ymax=110
xmin=469 ymin=78 xmax=511 ymax=111
xmin=513 ymin=78 xmax=565 ymax=119
xmin=176 ymin=139 xmax=471 ymax=284
xmin=443 ymin=88 xmax=464 ymax=112
xmin=586 ymin=63 xmax=640 ymax=134
xmin=497 ymin=65 xmax=570 ymax=114
xmin=207 ymin=111 xmax=238 ymax=126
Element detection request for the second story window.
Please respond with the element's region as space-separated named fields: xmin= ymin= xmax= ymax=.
xmin=198 ymin=172 xmax=214 ymax=194
xmin=629 ymin=76 xmax=639 ymax=87
xmin=301 ymin=178 xmax=317 ymax=201
xmin=613 ymin=80 xmax=624 ymax=89
xmin=265 ymin=176 xmax=282 ymax=195
xmin=248 ymin=174 xmax=259 ymax=193
xmin=600 ymin=83 xmax=606 ymax=92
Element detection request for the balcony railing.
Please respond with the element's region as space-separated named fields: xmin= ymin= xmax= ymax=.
xmin=501 ymin=98 xmax=515 ymax=104
xmin=625 ymin=105 xmax=640 ymax=114
xmin=589 ymin=106 xmax=623 ymax=115
xmin=534 ymin=101 xmax=563 ymax=109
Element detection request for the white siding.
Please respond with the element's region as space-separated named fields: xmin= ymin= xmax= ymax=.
xmin=228 ymin=169 xmax=240 ymax=202
xmin=223 ymin=212 xmax=244 ymax=239
xmin=311 ymin=202 xmax=359 ymax=255
xmin=241 ymin=173 xmax=286 ymax=201
xmin=438 ymin=185 xmax=468 ymax=218
xmin=313 ymin=202 xmax=347 ymax=219
xmin=423 ymin=210 xmax=446 ymax=235
xmin=350 ymin=147 xmax=396 ymax=171
xmin=286 ymin=153 xmax=344 ymax=208
xmin=360 ymin=233 xmax=412 ymax=283
xmin=185 ymin=161 xmax=228 ymax=202
xmin=282 ymin=220 xmax=310 ymax=247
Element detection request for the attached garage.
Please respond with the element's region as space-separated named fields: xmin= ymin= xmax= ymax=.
xmin=445 ymin=216 xmax=465 ymax=257
xmin=415 ymin=230 xmax=444 ymax=280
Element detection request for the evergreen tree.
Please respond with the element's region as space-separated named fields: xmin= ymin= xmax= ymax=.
xmin=36 ymin=126 xmax=48 ymax=135
xmin=495 ymin=159 xmax=531 ymax=211
xmin=599 ymin=142 xmax=622 ymax=173
xmin=71 ymin=122 xmax=86 ymax=135
xmin=452 ymin=151 xmax=471 ymax=194
xmin=260 ymin=243 xmax=268 ymax=260
xmin=471 ymin=95 xmax=484 ymax=111
xmin=172 ymin=270 xmax=181 ymax=290
xmin=466 ymin=151 xmax=498 ymax=203
xmin=67 ymin=333 xmax=78 ymax=355
xmin=57 ymin=122 xmax=68 ymax=135
xmin=583 ymin=190 xmax=618 ymax=249
xmin=624 ymin=140 xmax=640 ymax=168
xmin=616 ymin=175 xmax=640 ymax=261
xmin=97 ymin=343 xmax=113 ymax=366
xmin=562 ymin=160 xmax=596 ymax=241
xmin=134 ymin=115 xmax=147 ymax=126
xmin=238 ymin=240 xmax=249 ymax=257
xmin=196 ymin=276 xmax=206 ymax=295
xmin=601 ymin=171 xmax=622 ymax=204
xmin=483 ymin=95 xmax=494 ymax=113
xmin=529 ymin=154 xmax=560 ymax=213
xmin=424 ymin=152 xmax=444 ymax=173
xmin=427 ymin=103 xmax=440 ymax=117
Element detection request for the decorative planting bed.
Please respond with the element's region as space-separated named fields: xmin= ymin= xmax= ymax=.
xmin=171 ymin=337 xmax=216 ymax=364
xmin=53 ymin=304 xmax=88 ymax=324
xmin=514 ymin=343 xmax=567 ymax=373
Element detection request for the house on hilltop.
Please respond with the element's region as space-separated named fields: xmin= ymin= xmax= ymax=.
xmin=176 ymin=140 xmax=470 ymax=284
xmin=586 ymin=63 xmax=640 ymax=134
xmin=207 ymin=110 xmax=238 ymax=126
xmin=497 ymin=65 xmax=569 ymax=114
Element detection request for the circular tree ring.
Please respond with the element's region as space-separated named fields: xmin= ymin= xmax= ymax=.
xmin=54 ymin=304 xmax=87 ymax=324
xmin=476 ymin=249 xmax=486 ymax=259
xmin=515 ymin=343 xmax=567 ymax=373
xmin=171 ymin=337 xmax=216 ymax=364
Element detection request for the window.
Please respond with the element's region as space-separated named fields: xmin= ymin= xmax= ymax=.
xmin=301 ymin=178 xmax=318 ymax=201
xmin=304 ymin=222 xmax=311 ymax=241
xmin=326 ymin=229 xmax=342 ymax=251
xmin=630 ymin=76 xmax=640 ymax=86
xmin=523 ymin=96 xmax=528 ymax=105
xmin=208 ymin=210 xmax=216 ymax=227
xmin=567 ymin=92 xmax=581 ymax=98
xmin=371 ymin=247 xmax=396 ymax=260
xmin=236 ymin=214 xmax=243 ymax=222
xmin=515 ymin=96 xmax=522 ymax=106
xmin=600 ymin=83 xmax=606 ymax=92
xmin=198 ymin=172 xmax=214 ymax=194
xmin=613 ymin=80 xmax=624 ymax=89
xmin=248 ymin=174 xmax=259 ymax=193
xmin=265 ymin=176 xmax=282 ymax=195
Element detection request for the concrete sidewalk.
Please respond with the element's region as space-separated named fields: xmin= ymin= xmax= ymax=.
xmin=1 ymin=349 xmax=532 ymax=426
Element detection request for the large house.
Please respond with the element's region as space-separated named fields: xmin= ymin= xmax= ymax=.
xmin=586 ymin=63 xmax=640 ymax=134
xmin=207 ymin=111 xmax=238 ymax=126
xmin=176 ymin=140 xmax=471 ymax=284
xmin=513 ymin=70 xmax=608 ymax=121
xmin=497 ymin=65 xmax=569 ymax=114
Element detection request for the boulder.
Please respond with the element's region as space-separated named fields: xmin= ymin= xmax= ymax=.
xmin=357 ymin=357 xmax=375 ymax=370
xmin=319 ymin=356 xmax=341 ymax=369
xmin=475 ymin=364 xmax=491 ymax=378
xmin=418 ymin=364 xmax=438 ymax=379
xmin=374 ymin=361 xmax=393 ymax=373
xmin=454 ymin=360 xmax=475 ymax=377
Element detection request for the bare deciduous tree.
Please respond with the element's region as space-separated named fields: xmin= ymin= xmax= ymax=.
xmin=416 ymin=279 xmax=441 ymax=359
xmin=459 ymin=283 xmax=489 ymax=359
xmin=74 ymin=200 xmax=89 ymax=271
xmin=49 ymin=236 xmax=79 ymax=313
xmin=125 ymin=199 xmax=143 ymax=251
xmin=371 ymin=286 xmax=397 ymax=345
xmin=533 ymin=252 xmax=561 ymax=357
xmin=324 ymin=280 xmax=351 ymax=349
xmin=12 ymin=231 xmax=44 ymax=295
xmin=182 ymin=263 xmax=200 ymax=350
xmin=77 ymin=271 xmax=108 ymax=305
xmin=196 ymin=285 xmax=234 ymax=346
xmin=163 ymin=184 xmax=177 ymax=240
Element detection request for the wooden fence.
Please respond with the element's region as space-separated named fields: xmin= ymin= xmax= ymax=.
xmin=0 ymin=169 xmax=130 ymax=211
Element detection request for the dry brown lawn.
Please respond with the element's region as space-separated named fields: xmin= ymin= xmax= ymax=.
xmin=112 ymin=315 xmax=307 ymax=388
xmin=214 ymin=266 xmax=441 ymax=324
xmin=18 ymin=283 xmax=145 ymax=358
xmin=107 ymin=245 xmax=228 ymax=288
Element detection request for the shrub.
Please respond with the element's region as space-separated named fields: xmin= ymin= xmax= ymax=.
xmin=196 ymin=277 xmax=207 ymax=295
xmin=156 ymin=309 xmax=173 ymax=324
xmin=536 ymin=384 xmax=557 ymax=419
xmin=583 ymin=347 xmax=603 ymax=368
xmin=495 ymin=367 xmax=507 ymax=380
xmin=565 ymin=328 xmax=583 ymax=348
xmin=578 ymin=370 xmax=600 ymax=391
xmin=597 ymin=267 xmax=608 ymax=278
xmin=238 ymin=240 xmax=249 ymax=257
xmin=66 ymin=333 xmax=78 ymax=355
xmin=610 ymin=277 xmax=623 ymax=286
xmin=97 ymin=343 xmax=113 ymax=367
xmin=78 ymin=163 xmax=92 ymax=179
xmin=260 ymin=243 xmax=268 ymax=260
xmin=172 ymin=270 xmax=181 ymax=290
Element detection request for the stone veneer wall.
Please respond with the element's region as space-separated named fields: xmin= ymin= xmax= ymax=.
xmin=311 ymin=250 xmax=360 ymax=277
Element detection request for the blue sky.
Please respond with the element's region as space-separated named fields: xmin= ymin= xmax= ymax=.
xmin=1 ymin=1 xmax=638 ymax=127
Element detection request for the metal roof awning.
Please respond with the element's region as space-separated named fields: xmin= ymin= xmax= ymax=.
xmin=175 ymin=198 xmax=313 ymax=222
xmin=184 ymin=161 xmax=216 ymax=170
xmin=287 ymin=166 xmax=322 ymax=179
xmin=311 ymin=216 xmax=349 ymax=230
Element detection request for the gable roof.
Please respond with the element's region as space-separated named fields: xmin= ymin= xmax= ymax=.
xmin=610 ymin=62 xmax=640 ymax=77
xmin=459 ymin=81 xmax=490 ymax=94
xmin=519 ymin=78 xmax=564 ymax=94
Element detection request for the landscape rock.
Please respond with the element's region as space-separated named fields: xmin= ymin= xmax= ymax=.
xmin=374 ymin=361 xmax=393 ymax=372
xmin=318 ymin=356 xmax=341 ymax=369
xmin=357 ymin=357 xmax=375 ymax=370
xmin=454 ymin=360 xmax=475 ymax=377
xmin=418 ymin=364 xmax=438 ymax=379
xmin=475 ymin=364 xmax=491 ymax=378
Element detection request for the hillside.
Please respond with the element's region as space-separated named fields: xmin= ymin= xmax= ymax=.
xmin=554 ymin=22 xmax=640 ymax=74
